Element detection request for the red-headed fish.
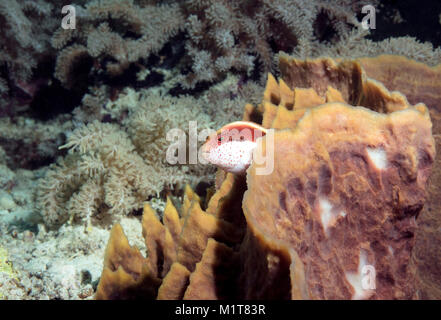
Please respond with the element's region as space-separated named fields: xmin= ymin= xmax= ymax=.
xmin=201 ymin=121 xmax=267 ymax=174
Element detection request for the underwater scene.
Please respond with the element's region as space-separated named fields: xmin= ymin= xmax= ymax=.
xmin=0 ymin=0 xmax=441 ymax=300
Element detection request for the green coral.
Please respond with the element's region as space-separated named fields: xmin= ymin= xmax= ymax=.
xmin=0 ymin=246 xmax=19 ymax=299
xmin=0 ymin=247 xmax=16 ymax=277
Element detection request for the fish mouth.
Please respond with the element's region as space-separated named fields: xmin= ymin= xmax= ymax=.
xmin=200 ymin=143 xmax=211 ymax=162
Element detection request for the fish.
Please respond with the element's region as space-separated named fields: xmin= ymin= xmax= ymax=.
xmin=201 ymin=121 xmax=267 ymax=174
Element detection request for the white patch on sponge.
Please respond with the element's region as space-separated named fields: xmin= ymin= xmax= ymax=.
xmin=319 ymin=198 xmax=333 ymax=232
xmin=319 ymin=198 xmax=346 ymax=235
xmin=366 ymin=147 xmax=387 ymax=170
xmin=388 ymin=245 xmax=394 ymax=255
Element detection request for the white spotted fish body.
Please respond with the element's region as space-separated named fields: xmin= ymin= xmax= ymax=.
xmin=201 ymin=121 xmax=267 ymax=174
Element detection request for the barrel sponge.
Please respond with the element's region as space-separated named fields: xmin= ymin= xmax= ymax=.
xmin=244 ymin=102 xmax=434 ymax=299
xmin=353 ymin=55 xmax=441 ymax=299
xmin=95 ymin=175 xmax=247 ymax=299
xmin=95 ymin=56 xmax=436 ymax=300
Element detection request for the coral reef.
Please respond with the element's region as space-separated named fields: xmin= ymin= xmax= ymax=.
xmin=0 ymin=0 xmax=60 ymax=114
xmin=0 ymin=115 xmax=71 ymax=169
xmin=176 ymin=0 xmax=374 ymax=88
xmin=2 ymin=0 xmax=440 ymax=110
xmin=35 ymin=72 xmax=263 ymax=229
xmin=36 ymin=88 xmax=214 ymax=228
xmin=0 ymin=168 xmax=40 ymax=229
xmin=52 ymin=0 xmax=184 ymax=86
xmin=52 ymin=0 xmax=380 ymax=90
xmin=94 ymin=56 xmax=435 ymax=299
xmin=2 ymin=0 xmax=439 ymax=177
xmin=0 ymin=245 xmax=19 ymax=299
xmin=0 ymin=0 xmax=57 ymax=87
xmin=1 ymin=0 xmax=440 ymax=301
xmin=3 ymin=0 xmax=439 ymax=101
xmin=291 ymin=33 xmax=441 ymax=66
xmin=0 ymin=246 xmax=19 ymax=279
xmin=0 ymin=216 xmax=145 ymax=300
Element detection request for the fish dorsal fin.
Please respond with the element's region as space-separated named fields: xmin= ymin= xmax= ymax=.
xmin=216 ymin=121 xmax=267 ymax=143
xmin=217 ymin=121 xmax=267 ymax=136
